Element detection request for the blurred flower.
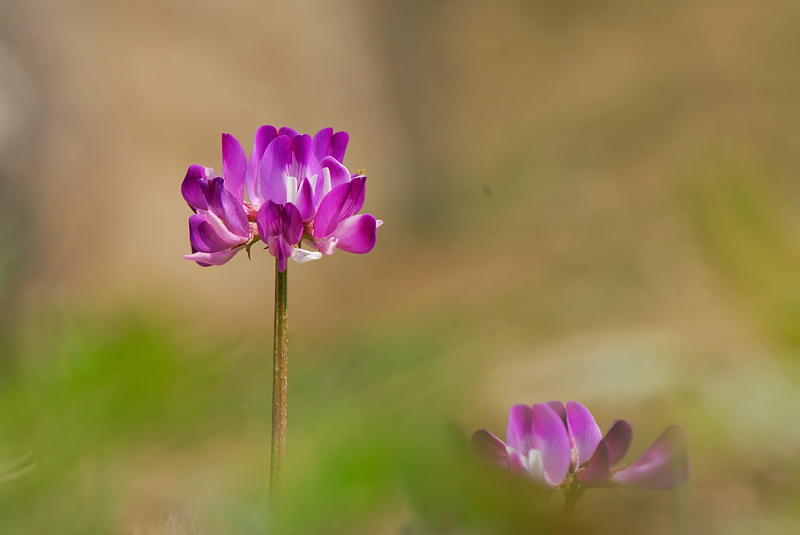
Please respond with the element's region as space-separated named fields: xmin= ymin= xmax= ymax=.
xmin=182 ymin=127 xmax=380 ymax=268
xmin=471 ymin=401 xmax=689 ymax=491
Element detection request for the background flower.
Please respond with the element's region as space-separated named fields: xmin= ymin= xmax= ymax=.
xmin=472 ymin=401 xmax=690 ymax=492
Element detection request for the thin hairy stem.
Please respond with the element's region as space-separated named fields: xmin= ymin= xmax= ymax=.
xmin=269 ymin=261 xmax=289 ymax=522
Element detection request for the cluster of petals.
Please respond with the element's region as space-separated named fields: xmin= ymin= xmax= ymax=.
xmin=181 ymin=126 xmax=381 ymax=270
xmin=471 ymin=401 xmax=689 ymax=490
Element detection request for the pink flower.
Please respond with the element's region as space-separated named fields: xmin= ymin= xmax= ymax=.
xmin=471 ymin=401 xmax=689 ymax=490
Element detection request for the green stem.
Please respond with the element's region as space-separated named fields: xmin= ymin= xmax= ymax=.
xmin=269 ymin=261 xmax=289 ymax=522
xmin=563 ymin=480 xmax=584 ymax=518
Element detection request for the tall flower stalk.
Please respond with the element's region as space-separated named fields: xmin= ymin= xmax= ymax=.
xmin=270 ymin=261 xmax=288 ymax=514
xmin=181 ymin=126 xmax=381 ymax=521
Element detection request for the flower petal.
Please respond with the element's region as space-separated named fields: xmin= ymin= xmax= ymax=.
xmin=312 ymin=128 xmax=349 ymax=162
xmin=578 ymin=439 xmax=612 ymax=487
xmin=256 ymin=201 xmax=303 ymax=247
xmin=221 ymin=133 xmax=247 ymax=201
xmin=283 ymin=203 xmax=303 ymax=245
xmin=507 ymin=450 xmax=527 ymax=477
xmin=312 ymin=177 xmax=367 ymax=239
xmin=506 ymin=404 xmax=534 ymax=455
xmin=604 ymin=419 xmax=633 ymax=465
xmin=611 ymin=425 xmax=689 ymax=489
xmin=184 ymin=247 xmax=243 ymax=266
xmin=312 ymin=127 xmax=333 ymax=161
xmin=546 ymin=401 xmax=567 ymax=423
xmin=289 ymin=134 xmax=321 ymax=186
xmin=189 ymin=213 xmax=244 ymax=253
xmin=181 ymin=164 xmax=208 ymax=211
xmin=291 ymin=247 xmax=322 ymax=264
xmin=470 ymin=429 xmax=509 ymax=468
xmin=321 ymin=156 xmax=352 ymax=189
xmin=260 ymin=136 xmax=293 ymax=205
xmin=278 ymin=126 xmax=299 ymax=138
xmin=245 ymin=125 xmax=278 ymax=205
xmin=329 ymin=213 xmax=377 ymax=254
xmin=267 ymin=235 xmax=293 ymax=273
xmin=531 ymin=403 xmax=571 ymax=487
xmin=201 ymin=178 xmax=250 ymax=238
xmin=330 ymin=131 xmax=349 ymax=162
xmin=566 ymin=401 xmax=603 ymax=466
xmin=294 ymin=178 xmax=316 ymax=222
xmin=314 ymin=237 xmax=338 ymax=256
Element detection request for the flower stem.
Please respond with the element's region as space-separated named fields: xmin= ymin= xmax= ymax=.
xmin=563 ymin=480 xmax=585 ymax=518
xmin=269 ymin=261 xmax=289 ymax=521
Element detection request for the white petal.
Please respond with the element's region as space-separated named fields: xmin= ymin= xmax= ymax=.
xmin=522 ymin=449 xmax=548 ymax=486
xmin=321 ymin=167 xmax=332 ymax=197
xmin=285 ymin=176 xmax=298 ymax=203
xmin=314 ymin=237 xmax=339 ymax=256
xmin=291 ymin=248 xmax=322 ymax=264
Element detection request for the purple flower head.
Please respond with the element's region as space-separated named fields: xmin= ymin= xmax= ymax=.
xmin=471 ymin=401 xmax=689 ymax=492
xmin=183 ymin=126 xmax=380 ymax=267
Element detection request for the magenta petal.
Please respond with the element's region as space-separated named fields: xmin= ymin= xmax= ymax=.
xmin=531 ymin=404 xmax=571 ymax=487
xmin=290 ymin=134 xmax=321 ymax=183
xmin=340 ymin=176 xmax=365 ymax=219
xmin=578 ymin=440 xmax=612 ymax=487
xmin=321 ymin=156 xmax=351 ymax=190
xmin=330 ymin=131 xmax=349 ymax=162
xmin=506 ymin=404 xmax=534 ymax=455
xmin=312 ymin=178 xmax=367 ymax=239
xmin=312 ymin=127 xmax=333 ymax=161
xmin=245 ymin=125 xmax=278 ymax=205
xmin=312 ymin=128 xmax=349 ymax=162
xmin=471 ymin=429 xmax=509 ymax=468
xmin=256 ymin=201 xmax=303 ymax=248
xmin=260 ymin=136 xmax=292 ymax=205
xmin=313 ymin=184 xmax=347 ymax=239
xmin=189 ymin=214 xmax=241 ymax=253
xmin=221 ymin=133 xmax=247 ymax=201
xmin=202 ymin=178 xmax=249 ymax=238
xmin=267 ymin=235 xmax=293 ymax=272
xmin=604 ymin=419 xmax=633 ymax=465
xmin=183 ymin=248 xmax=241 ymax=266
xmin=181 ymin=164 xmax=208 ymax=211
xmin=566 ymin=401 xmax=603 ymax=466
xmin=278 ymin=126 xmax=299 ymax=138
xmin=546 ymin=401 xmax=567 ymax=422
xmin=330 ymin=214 xmax=377 ymax=254
xmin=294 ymin=178 xmax=315 ymax=222
xmin=611 ymin=426 xmax=689 ymax=489
xmin=282 ymin=203 xmax=303 ymax=245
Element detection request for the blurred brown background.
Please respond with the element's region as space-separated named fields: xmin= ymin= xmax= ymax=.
xmin=2 ymin=0 xmax=800 ymax=533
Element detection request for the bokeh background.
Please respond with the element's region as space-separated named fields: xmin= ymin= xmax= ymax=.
xmin=2 ymin=0 xmax=800 ymax=533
